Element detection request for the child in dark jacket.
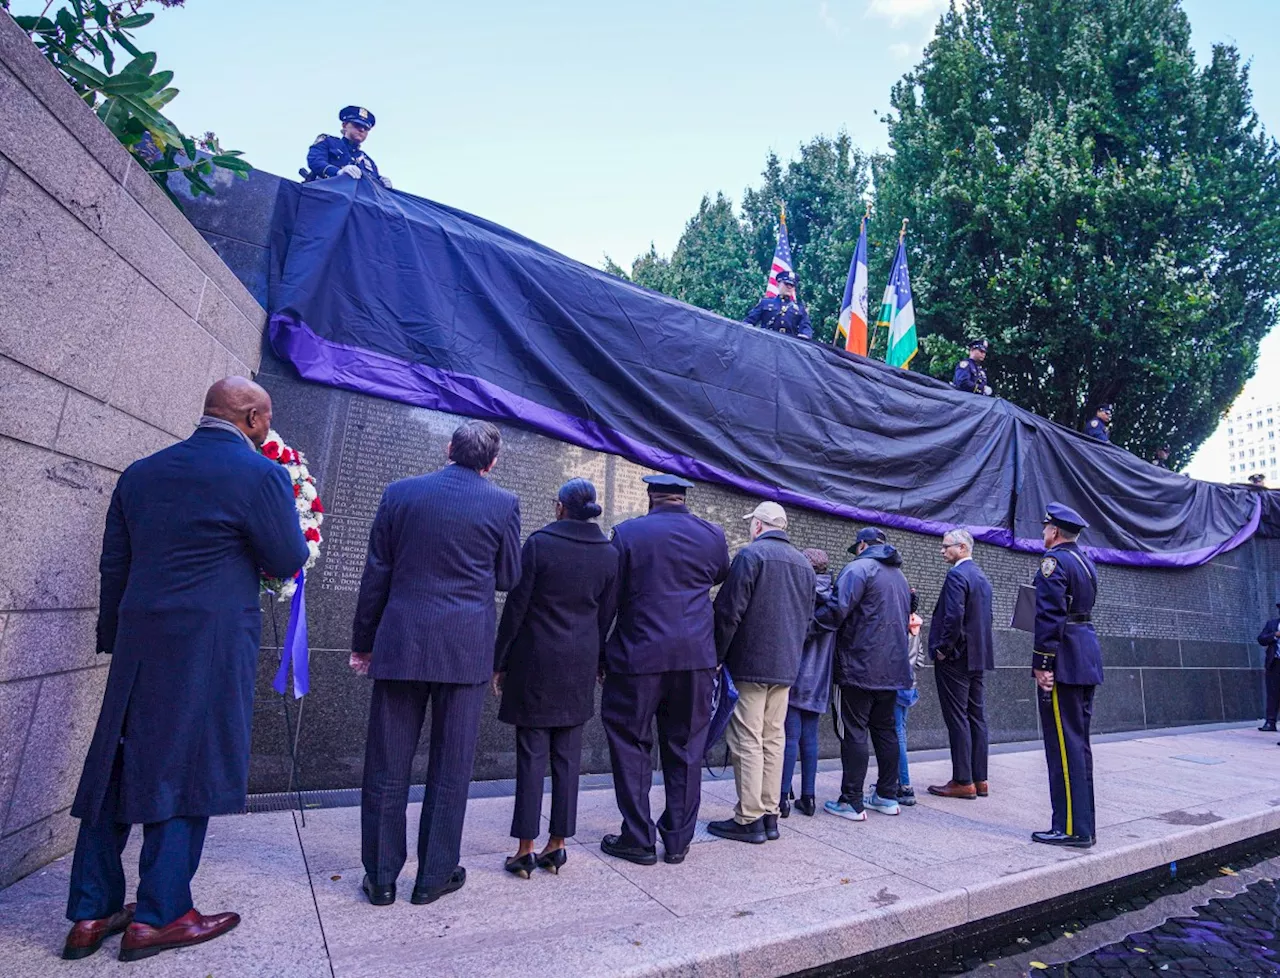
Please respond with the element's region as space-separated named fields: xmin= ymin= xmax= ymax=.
xmin=780 ymin=548 xmax=837 ymax=817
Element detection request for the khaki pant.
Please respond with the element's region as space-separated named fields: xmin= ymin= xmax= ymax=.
xmin=725 ymin=681 xmax=790 ymax=823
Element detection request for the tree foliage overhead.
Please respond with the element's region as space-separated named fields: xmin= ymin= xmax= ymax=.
xmin=610 ymin=135 xmax=871 ymax=340
xmin=874 ymin=0 xmax=1280 ymax=464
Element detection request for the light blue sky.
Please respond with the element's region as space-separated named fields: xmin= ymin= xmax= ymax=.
xmin=11 ymin=0 xmax=1278 ymax=474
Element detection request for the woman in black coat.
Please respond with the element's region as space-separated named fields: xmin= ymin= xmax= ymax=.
xmin=492 ymin=478 xmax=619 ymax=877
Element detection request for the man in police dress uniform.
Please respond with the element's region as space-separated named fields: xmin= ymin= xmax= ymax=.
xmin=1031 ymin=503 xmax=1104 ymax=849
xmin=1083 ymin=404 xmax=1113 ymax=443
xmin=952 ymin=339 xmax=992 ymax=395
xmin=742 ymin=271 xmax=813 ymax=339
xmin=600 ymin=474 xmax=730 ymax=866
xmin=304 ymin=106 xmax=392 ymax=188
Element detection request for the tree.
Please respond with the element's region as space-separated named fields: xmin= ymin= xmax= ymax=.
xmin=873 ymin=0 xmax=1280 ymax=464
xmin=5 ymin=1 xmax=251 ymax=207
xmin=614 ymin=135 xmax=872 ymax=341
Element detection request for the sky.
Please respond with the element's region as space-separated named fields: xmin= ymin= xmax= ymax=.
xmin=10 ymin=0 xmax=1279 ymax=478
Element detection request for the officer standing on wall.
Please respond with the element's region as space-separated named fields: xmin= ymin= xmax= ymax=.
xmin=952 ymin=339 xmax=993 ymax=395
xmin=1083 ymin=404 xmax=1113 ymax=443
xmin=600 ymin=474 xmax=731 ymax=866
xmin=1031 ymin=503 xmax=1104 ymax=849
xmin=303 ymin=106 xmax=393 ymax=188
xmin=742 ymin=271 xmax=813 ymax=339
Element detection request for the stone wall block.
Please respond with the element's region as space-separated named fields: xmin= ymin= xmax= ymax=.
xmin=106 ymin=280 xmax=218 ymax=439
xmin=0 ymin=439 xmax=115 ymax=612
xmin=120 ymin=160 xmax=264 ymax=329
xmin=100 ymin=180 xmax=207 ymax=319
xmin=0 ymin=609 xmax=99 ymax=683
xmin=197 ymin=280 xmax=265 ymax=368
xmin=3 ymin=666 xmax=108 ymax=835
xmin=0 ymin=63 xmax=124 ymax=233
xmin=0 ymin=808 xmax=77 ymax=890
xmin=0 ymin=678 xmax=39 ymax=828
xmin=0 ymin=14 xmax=131 ymax=182
xmin=0 ymin=354 xmax=67 ymax=450
xmin=0 ymin=168 xmax=136 ymax=401
xmin=54 ymin=391 xmax=175 ymax=474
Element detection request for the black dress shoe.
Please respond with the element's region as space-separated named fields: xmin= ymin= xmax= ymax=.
xmin=411 ymin=866 xmax=466 ymax=905
xmin=361 ymin=875 xmax=396 ymax=906
xmin=1031 ymin=830 xmax=1094 ymax=849
xmin=663 ymin=849 xmax=687 ymax=864
xmin=795 ymin=795 xmax=817 ymax=817
xmin=1259 ymin=722 xmax=1277 ymax=732
xmin=600 ymin=834 xmax=658 ymax=865
xmin=763 ymin=814 xmax=780 ymax=840
xmin=707 ymin=817 xmax=767 ymax=844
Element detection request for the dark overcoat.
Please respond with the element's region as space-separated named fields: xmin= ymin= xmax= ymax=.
xmin=928 ymin=558 xmax=995 ymax=672
xmin=824 ymin=544 xmax=913 ymax=691
xmin=72 ymin=428 xmax=309 ymax=824
xmin=604 ymin=502 xmax=730 ymax=675
xmin=494 ymin=519 xmax=620 ymax=728
xmin=712 ymin=530 xmax=816 ymax=685
xmin=790 ymin=573 xmax=837 ymax=713
xmin=352 ymin=463 xmax=521 ymax=684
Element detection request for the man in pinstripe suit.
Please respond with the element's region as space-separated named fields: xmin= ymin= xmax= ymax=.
xmin=351 ymin=420 xmax=522 ymax=906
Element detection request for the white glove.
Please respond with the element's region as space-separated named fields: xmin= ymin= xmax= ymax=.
xmin=983 ymin=385 xmax=993 ymax=396
xmin=339 ymin=164 xmax=362 ymax=179
xmin=380 ymin=176 xmax=393 ymax=189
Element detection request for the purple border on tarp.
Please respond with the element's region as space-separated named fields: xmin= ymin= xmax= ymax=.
xmin=269 ymin=314 xmax=1261 ymax=569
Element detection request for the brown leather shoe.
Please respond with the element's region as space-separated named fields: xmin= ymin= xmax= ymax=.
xmin=927 ymin=780 xmax=978 ymax=799
xmin=118 ymin=908 xmax=240 ymax=962
xmin=62 ymin=903 xmax=135 ymax=960
xmin=976 ymin=781 xmax=989 ymax=797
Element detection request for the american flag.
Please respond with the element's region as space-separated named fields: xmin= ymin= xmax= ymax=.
xmin=765 ymin=209 xmax=792 ymax=296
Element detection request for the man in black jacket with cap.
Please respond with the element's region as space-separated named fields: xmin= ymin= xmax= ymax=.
xmin=600 ymin=473 xmax=730 ymax=866
xmin=1031 ymin=502 xmax=1104 ymax=849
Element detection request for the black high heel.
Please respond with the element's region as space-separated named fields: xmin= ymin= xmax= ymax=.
xmin=536 ymin=847 xmax=568 ymax=874
xmin=504 ymin=853 xmax=537 ymax=879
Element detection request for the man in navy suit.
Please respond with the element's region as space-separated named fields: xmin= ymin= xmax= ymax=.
xmin=600 ymin=474 xmax=731 ymax=866
xmin=64 ymin=378 xmax=309 ymax=962
xmin=352 ymin=420 xmax=521 ymax=906
xmin=926 ymin=528 xmax=995 ymax=800
xmin=1031 ymin=503 xmax=1104 ymax=849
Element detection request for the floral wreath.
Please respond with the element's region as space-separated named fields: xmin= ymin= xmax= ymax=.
xmin=260 ymin=429 xmax=324 ymax=599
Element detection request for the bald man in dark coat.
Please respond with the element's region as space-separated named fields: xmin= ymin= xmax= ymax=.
xmin=64 ymin=378 xmax=308 ymax=962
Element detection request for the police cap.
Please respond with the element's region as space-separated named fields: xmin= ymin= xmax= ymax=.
xmin=775 ymin=270 xmax=796 ymax=286
xmin=642 ymin=473 xmax=694 ymax=492
xmin=339 ymin=106 xmax=376 ymax=129
xmin=1043 ymin=502 xmax=1088 ymax=533
xmin=847 ymin=526 xmax=887 ymax=552
xmin=968 ymin=338 xmax=988 ymax=351
xmin=1097 ymin=403 xmax=1114 ymax=414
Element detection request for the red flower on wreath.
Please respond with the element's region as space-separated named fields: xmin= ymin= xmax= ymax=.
xmin=305 ymin=527 xmax=321 ymax=543
xmin=311 ymin=498 xmax=324 ymax=514
xmin=293 ymin=484 xmax=301 ymax=497
xmin=262 ymin=440 xmax=281 ymax=460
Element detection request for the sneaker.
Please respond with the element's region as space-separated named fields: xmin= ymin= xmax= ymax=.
xmin=898 ymin=786 xmax=917 ymax=807
xmin=823 ymin=799 xmax=867 ymax=821
xmin=863 ymin=790 xmax=900 ymax=816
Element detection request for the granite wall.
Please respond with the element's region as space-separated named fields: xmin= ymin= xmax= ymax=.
xmin=0 ymin=13 xmax=266 ymax=887
xmin=165 ymin=167 xmax=1280 ymax=797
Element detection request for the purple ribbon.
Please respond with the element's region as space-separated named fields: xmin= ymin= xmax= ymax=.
xmin=272 ymin=569 xmax=310 ymax=699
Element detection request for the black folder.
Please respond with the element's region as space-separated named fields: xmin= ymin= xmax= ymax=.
xmin=1010 ymin=585 xmax=1038 ymax=632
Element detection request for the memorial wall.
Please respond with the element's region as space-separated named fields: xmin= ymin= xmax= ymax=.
xmin=179 ymin=169 xmax=1280 ymax=795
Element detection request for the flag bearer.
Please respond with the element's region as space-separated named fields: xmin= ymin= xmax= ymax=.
xmin=1030 ymin=503 xmax=1104 ymax=849
xmin=952 ymin=339 xmax=992 ymax=395
xmin=743 ymin=271 xmax=813 ymax=339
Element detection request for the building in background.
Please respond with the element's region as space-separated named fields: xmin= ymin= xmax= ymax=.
xmin=1225 ymin=396 xmax=1280 ymax=486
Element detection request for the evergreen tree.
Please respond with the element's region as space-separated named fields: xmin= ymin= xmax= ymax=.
xmin=874 ymin=0 xmax=1280 ymax=463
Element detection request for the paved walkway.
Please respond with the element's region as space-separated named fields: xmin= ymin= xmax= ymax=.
xmin=1 ymin=725 xmax=1278 ymax=978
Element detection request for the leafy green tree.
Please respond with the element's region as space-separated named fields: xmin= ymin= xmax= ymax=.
xmin=5 ymin=0 xmax=251 ymax=206
xmin=873 ymin=0 xmax=1280 ymax=463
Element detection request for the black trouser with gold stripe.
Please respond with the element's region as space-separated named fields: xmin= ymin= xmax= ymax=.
xmin=1037 ymin=682 xmax=1097 ymax=840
